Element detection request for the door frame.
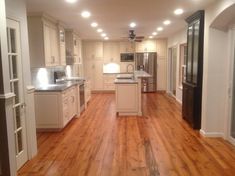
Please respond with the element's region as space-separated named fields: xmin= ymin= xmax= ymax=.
xmin=6 ymin=14 xmax=37 ymax=170
xmin=7 ymin=18 xmax=29 ymax=169
xmin=167 ymin=46 xmax=177 ymax=97
xmin=226 ymin=25 xmax=235 ymax=145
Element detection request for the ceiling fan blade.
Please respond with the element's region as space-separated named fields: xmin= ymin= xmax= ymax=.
xmin=134 ymin=39 xmax=142 ymax=42
xmin=135 ymin=36 xmax=145 ymax=39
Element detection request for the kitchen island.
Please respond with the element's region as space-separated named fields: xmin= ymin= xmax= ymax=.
xmin=114 ymin=71 xmax=151 ymax=116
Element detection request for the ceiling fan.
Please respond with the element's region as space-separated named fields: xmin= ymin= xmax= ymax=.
xmin=123 ymin=30 xmax=144 ymax=42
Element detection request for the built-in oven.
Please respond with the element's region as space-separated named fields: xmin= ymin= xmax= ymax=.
xmin=120 ymin=53 xmax=135 ymax=62
xmin=79 ymin=83 xmax=85 ymax=112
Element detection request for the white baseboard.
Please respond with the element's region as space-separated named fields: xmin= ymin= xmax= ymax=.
xmin=199 ymin=129 xmax=224 ymax=138
xmin=176 ymin=98 xmax=182 ymax=104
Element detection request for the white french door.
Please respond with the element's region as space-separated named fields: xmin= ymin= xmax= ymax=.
xmin=6 ymin=19 xmax=28 ymax=169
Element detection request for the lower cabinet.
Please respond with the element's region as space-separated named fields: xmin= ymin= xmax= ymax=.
xmin=103 ymin=74 xmax=116 ymax=91
xmin=85 ymin=79 xmax=91 ymax=106
xmin=182 ymin=82 xmax=201 ymax=129
xmin=115 ymin=83 xmax=139 ymax=115
xmin=35 ymin=86 xmax=77 ymax=130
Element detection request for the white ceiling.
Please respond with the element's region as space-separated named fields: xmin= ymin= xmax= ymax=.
xmin=26 ymin=0 xmax=216 ymax=40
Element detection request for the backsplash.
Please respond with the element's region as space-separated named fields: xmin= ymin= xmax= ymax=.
xmin=31 ymin=65 xmax=80 ymax=87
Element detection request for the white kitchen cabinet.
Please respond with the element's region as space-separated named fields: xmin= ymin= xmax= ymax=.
xmin=103 ymin=42 xmax=120 ymax=63
xmin=119 ymin=41 xmax=135 ymax=53
xmin=65 ymin=30 xmax=82 ymax=65
xmin=156 ymin=39 xmax=167 ymax=58
xmin=103 ymin=74 xmax=116 ymax=91
xmin=84 ymin=60 xmax=104 ymax=91
xmin=35 ymin=86 xmax=76 ymax=130
xmin=28 ymin=14 xmax=60 ymax=67
xmin=115 ymin=83 xmax=139 ymax=114
xmin=58 ymin=24 xmax=66 ymax=66
xmin=83 ymin=41 xmax=103 ymax=60
xmin=135 ymin=40 xmax=157 ymax=52
xmin=85 ymin=79 xmax=91 ymax=108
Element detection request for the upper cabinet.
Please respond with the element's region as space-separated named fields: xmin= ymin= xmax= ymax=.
xmin=83 ymin=41 xmax=103 ymax=61
xmin=58 ymin=24 xmax=66 ymax=66
xmin=28 ymin=14 xmax=60 ymax=68
xmin=119 ymin=41 xmax=135 ymax=53
xmin=103 ymin=42 xmax=120 ymax=63
xmin=65 ymin=30 xmax=82 ymax=65
xmin=135 ymin=40 xmax=157 ymax=52
xmin=156 ymin=39 xmax=167 ymax=58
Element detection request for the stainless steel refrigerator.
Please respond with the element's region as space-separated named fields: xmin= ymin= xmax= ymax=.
xmin=135 ymin=52 xmax=157 ymax=92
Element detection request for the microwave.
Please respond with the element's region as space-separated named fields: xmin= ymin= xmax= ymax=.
xmin=120 ymin=53 xmax=135 ymax=62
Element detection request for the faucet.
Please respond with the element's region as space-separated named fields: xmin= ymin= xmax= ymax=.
xmin=126 ymin=64 xmax=134 ymax=73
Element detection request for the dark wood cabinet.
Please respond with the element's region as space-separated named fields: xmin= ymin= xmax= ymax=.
xmin=182 ymin=10 xmax=204 ymax=129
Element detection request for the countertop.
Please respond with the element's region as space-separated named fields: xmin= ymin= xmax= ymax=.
xmin=114 ymin=71 xmax=151 ymax=84
xmin=114 ymin=78 xmax=138 ymax=84
xmin=35 ymin=80 xmax=84 ymax=92
xmin=134 ymin=70 xmax=152 ymax=78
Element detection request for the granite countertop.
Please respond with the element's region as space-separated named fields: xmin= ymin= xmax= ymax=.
xmin=114 ymin=78 xmax=138 ymax=84
xmin=114 ymin=70 xmax=151 ymax=84
xmin=134 ymin=70 xmax=152 ymax=78
xmin=35 ymin=80 xmax=84 ymax=92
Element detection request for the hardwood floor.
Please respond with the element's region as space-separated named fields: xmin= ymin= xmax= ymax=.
xmin=18 ymin=93 xmax=235 ymax=176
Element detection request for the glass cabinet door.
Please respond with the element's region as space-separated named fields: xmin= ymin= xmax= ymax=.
xmin=192 ymin=20 xmax=200 ymax=84
xmin=186 ymin=25 xmax=193 ymax=83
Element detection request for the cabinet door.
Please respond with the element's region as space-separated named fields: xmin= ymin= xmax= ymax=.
xmin=49 ymin=26 xmax=59 ymax=66
xmin=83 ymin=41 xmax=103 ymax=60
xmin=59 ymin=28 xmax=66 ymax=66
xmin=136 ymin=40 xmax=156 ymax=52
xmin=93 ymin=60 xmax=104 ymax=90
xmin=44 ymin=24 xmax=52 ymax=66
xmin=69 ymin=88 xmax=76 ymax=119
xmin=78 ymin=39 xmax=82 ymax=64
xmin=119 ymin=41 xmax=135 ymax=53
xmin=186 ymin=25 xmax=193 ymax=83
xmin=62 ymin=96 xmax=70 ymax=126
xmin=116 ymin=84 xmax=138 ymax=112
xmin=94 ymin=42 xmax=103 ymax=60
xmin=192 ymin=21 xmax=200 ymax=84
xmin=103 ymin=42 xmax=120 ymax=63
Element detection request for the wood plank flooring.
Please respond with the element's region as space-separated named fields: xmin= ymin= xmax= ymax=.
xmin=18 ymin=93 xmax=235 ymax=176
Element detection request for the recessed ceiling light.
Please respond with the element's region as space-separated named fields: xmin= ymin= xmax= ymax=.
xmin=104 ymin=37 xmax=109 ymax=40
xmin=157 ymin=27 xmax=163 ymax=31
xmin=152 ymin=32 xmax=158 ymax=36
xmin=91 ymin=22 xmax=98 ymax=27
xmin=163 ymin=20 xmax=171 ymax=25
xmin=149 ymin=36 xmax=153 ymax=39
xmin=101 ymin=33 xmax=107 ymax=37
xmin=65 ymin=0 xmax=77 ymax=3
xmin=81 ymin=11 xmax=91 ymax=18
xmin=129 ymin=22 xmax=136 ymax=28
xmin=174 ymin=8 xmax=184 ymax=15
xmin=97 ymin=28 xmax=103 ymax=33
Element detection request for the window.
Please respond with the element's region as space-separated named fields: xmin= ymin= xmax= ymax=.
xmin=179 ymin=43 xmax=187 ymax=88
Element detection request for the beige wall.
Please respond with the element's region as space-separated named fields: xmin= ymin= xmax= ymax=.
xmin=167 ymin=29 xmax=187 ymax=103
xmin=201 ymin=0 xmax=235 ymax=138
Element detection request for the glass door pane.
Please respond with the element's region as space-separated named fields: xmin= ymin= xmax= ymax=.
xmin=186 ymin=25 xmax=193 ymax=83
xmin=7 ymin=19 xmax=28 ymax=170
xmin=192 ymin=20 xmax=200 ymax=84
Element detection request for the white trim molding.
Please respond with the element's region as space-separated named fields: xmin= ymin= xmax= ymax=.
xmin=26 ymin=85 xmax=35 ymax=94
xmin=0 ymin=92 xmax=15 ymax=99
xmin=200 ymin=129 xmax=224 ymax=138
